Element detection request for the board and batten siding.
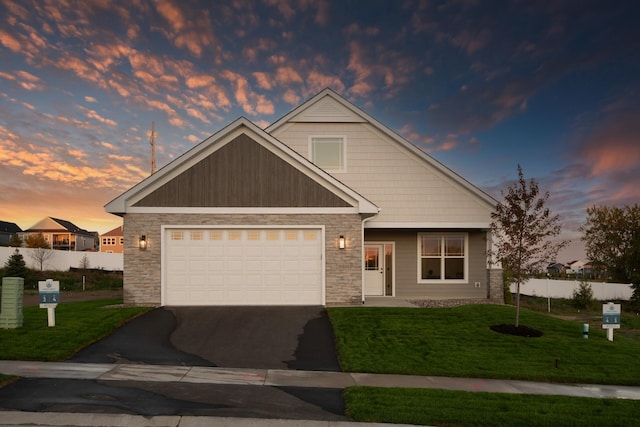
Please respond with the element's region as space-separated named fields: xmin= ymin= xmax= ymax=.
xmin=134 ymin=134 xmax=351 ymax=208
xmin=365 ymin=229 xmax=488 ymax=299
xmin=271 ymin=122 xmax=493 ymax=224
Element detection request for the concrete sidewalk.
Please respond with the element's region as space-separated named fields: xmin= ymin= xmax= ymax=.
xmin=2 ymin=360 xmax=640 ymax=427
xmin=2 ymin=360 xmax=640 ymax=399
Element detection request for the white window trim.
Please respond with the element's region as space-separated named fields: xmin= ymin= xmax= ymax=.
xmin=308 ymin=135 xmax=347 ymax=173
xmin=417 ymin=232 xmax=468 ymax=284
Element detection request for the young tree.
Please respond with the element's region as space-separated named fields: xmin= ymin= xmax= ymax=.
xmin=490 ymin=165 xmax=568 ymax=327
xmin=580 ymin=204 xmax=640 ymax=283
xmin=24 ymin=232 xmax=50 ymax=249
xmin=8 ymin=233 xmax=22 ymax=247
xmin=4 ymin=248 xmax=28 ymax=278
xmin=24 ymin=232 xmax=54 ymax=271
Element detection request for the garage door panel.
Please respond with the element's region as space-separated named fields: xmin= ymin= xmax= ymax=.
xmin=164 ymin=227 xmax=323 ymax=306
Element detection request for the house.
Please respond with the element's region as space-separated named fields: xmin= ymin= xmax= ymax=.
xmin=22 ymin=217 xmax=97 ymax=251
xmin=100 ymin=226 xmax=124 ymax=253
xmin=106 ymin=89 xmax=501 ymax=306
xmin=0 ymin=221 xmax=22 ymax=246
xmin=547 ymin=262 xmax=566 ymax=277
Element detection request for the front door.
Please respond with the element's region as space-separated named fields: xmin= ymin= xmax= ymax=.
xmin=364 ymin=244 xmax=385 ymax=295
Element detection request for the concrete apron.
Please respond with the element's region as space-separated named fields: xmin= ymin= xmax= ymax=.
xmin=1 ymin=360 xmax=640 ymax=400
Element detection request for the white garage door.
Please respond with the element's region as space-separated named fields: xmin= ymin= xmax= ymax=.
xmin=164 ymin=228 xmax=323 ymax=306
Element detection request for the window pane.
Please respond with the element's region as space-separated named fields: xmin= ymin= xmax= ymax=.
xmin=421 ymin=258 xmax=440 ymax=279
xmin=312 ymin=138 xmax=343 ymax=169
xmin=445 ymin=237 xmax=464 ymax=256
xmin=421 ymin=236 xmax=440 ymax=256
xmin=444 ymin=258 xmax=464 ymax=279
xmin=365 ymin=247 xmax=379 ymax=270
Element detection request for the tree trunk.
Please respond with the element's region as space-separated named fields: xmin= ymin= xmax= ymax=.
xmin=515 ymin=280 xmax=521 ymax=327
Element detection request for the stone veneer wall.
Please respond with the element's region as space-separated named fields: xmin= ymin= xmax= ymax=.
xmin=123 ymin=213 xmax=363 ymax=306
xmin=487 ymin=268 xmax=504 ymax=302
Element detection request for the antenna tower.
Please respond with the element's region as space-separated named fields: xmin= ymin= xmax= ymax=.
xmin=150 ymin=121 xmax=156 ymax=175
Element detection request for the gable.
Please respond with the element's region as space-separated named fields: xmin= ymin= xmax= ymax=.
xmin=288 ymin=96 xmax=366 ymax=123
xmin=134 ymin=134 xmax=352 ymax=208
xmin=267 ymin=88 xmax=497 ymax=226
xmin=105 ymin=118 xmax=381 ymax=215
xmin=27 ymin=217 xmax=65 ymax=231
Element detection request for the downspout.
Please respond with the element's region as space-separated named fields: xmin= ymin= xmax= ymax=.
xmin=361 ymin=209 xmax=381 ymax=304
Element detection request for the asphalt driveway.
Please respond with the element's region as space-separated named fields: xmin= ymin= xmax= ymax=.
xmin=69 ymin=306 xmax=341 ymax=372
xmin=3 ymin=306 xmax=345 ymax=419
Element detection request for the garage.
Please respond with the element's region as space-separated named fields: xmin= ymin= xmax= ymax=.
xmin=163 ymin=227 xmax=324 ymax=306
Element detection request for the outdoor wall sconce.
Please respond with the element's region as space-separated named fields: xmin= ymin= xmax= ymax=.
xmin=339 ymin=235 xmax=346 ymax=249
xmin=138 ymin=235 xmax=147 ymax=250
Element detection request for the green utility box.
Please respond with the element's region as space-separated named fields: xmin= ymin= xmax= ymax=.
xmin=0 ymin=277 xmax=24 ymax=329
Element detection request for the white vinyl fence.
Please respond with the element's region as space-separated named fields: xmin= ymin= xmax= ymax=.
xmin=510 ymin=278 xmax=633 ymax=301
xmin=0 ymin=247 xmax=123 ymax=272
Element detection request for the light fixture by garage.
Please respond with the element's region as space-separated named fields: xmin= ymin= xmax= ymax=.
xmin=138 ymin=235 xmax=147 ymax=250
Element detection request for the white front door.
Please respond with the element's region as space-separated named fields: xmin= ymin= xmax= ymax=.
xmin=364 ymin=244 xmax=385 ymax=295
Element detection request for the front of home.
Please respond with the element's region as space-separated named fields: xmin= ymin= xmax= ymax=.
xmin=106 ymin=89 xmax=502 ymax=306
xmin=22 ymin=217 xmax=97 ymax=252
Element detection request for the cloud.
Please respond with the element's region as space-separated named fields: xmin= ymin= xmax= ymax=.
xmin=76 ymin=105 xmax=118 ymax=127
xmin=153 ymin=0 xmax=221 ymax=59
xmin=222 ymin=71 xmax=274 ymax=116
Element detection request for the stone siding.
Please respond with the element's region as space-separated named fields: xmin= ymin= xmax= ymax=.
xmin=123 ymin=213 xmax=363 ymax=306
xmin=487 ymin=268 xmax=504 ymax=302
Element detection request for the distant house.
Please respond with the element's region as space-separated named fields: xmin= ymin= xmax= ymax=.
xmin=567 ymin=260 xmax=587 ymax=276
xmin=22 ymin=217 xmax=97 ymax=251
xmin=0 ymin=221 xmax=22 ymax=246
xmin=547 ymin=262 xmax=566 ymax=276
xmin=100 ymin=226 xmax=124 ymax=253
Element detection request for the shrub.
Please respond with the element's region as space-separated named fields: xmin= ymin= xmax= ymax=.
xmin=572 ymin=280 xmax=593 ymax=310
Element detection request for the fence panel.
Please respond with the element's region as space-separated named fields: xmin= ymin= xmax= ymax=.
xmin=0 ymin=247 xmax=123 ymax=271
xmin=510 ymin=278 xmax=633 ymax=300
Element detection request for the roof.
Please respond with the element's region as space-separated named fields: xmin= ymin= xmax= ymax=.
xmin=266 ymin=88 xmax=497 ymax=208
xmin=106 ymin=117 xmax=379 ymax=216
xmin=0 ymin=221 xmax=21 ymax=233
xmin=101 ymin=226 xmax=123 ymax=237
xmin=25 ymin=217 xmax=94 ymax=236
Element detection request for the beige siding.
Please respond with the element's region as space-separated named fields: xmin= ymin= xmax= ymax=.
xmin=272 ymin=122 xmax=493 ymax=225
xmin=365 ymin=229 xmax=487 ymax=299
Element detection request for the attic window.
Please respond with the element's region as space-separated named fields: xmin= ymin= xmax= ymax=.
xmin=310 ymin=136 xmax=346 ymax=172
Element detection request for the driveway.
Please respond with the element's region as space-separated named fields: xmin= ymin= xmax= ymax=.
xmin=0 ymin=306 xmax=346 ymax=420
xmin=69 ymin=306 xmax=341 ymax=371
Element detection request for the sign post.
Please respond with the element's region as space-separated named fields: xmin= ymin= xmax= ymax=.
xmin=38 ymin=279 xmax=60 ymax=327
xmin=602 ymin=302 xmax=621 ymax=342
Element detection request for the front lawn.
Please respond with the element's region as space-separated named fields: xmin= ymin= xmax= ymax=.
xmin=0 ymin=298 xmax=150 ymax=361
xmin=344 ymin=387 xmax=639 ymax=427
xmin=328 ymin=304 xmax=640 ymax=385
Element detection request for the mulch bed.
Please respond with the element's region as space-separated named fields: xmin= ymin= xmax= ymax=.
xmin=490 ymin=324 xmax=543 ymax=337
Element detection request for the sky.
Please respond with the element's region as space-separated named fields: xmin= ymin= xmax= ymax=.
xmin=1 ymin=0 xmax=639 ymax=262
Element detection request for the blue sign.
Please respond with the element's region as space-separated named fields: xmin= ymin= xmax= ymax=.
xmin=39 ymin=292 xmax=59 ymax=304
xmin=38 ymin=279 xmax=60 ymax=308
xmin=602 ymin=303 xmax=621 ymax=329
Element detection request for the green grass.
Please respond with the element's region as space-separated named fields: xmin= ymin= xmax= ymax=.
xmin=344 ymin=387 xmax=640 ymax=427
xmin=328 ymin=304 xmax=640 ymax=385
xmin=0 ymin=298 xmax=150 ymax=361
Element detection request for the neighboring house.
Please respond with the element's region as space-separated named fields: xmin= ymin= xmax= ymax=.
xmin=547 ymin=262 xmax=566 ymax=276
xmin=566 ymin=260 xmax=593 ymax=278
xmin=100 ymin=226 xmax=124 ymax=253
xmin=106 ymin=88 xmax=501 ymax=307
xmin=566 ymin=260 xmax=586 ymax=276
xmin=0 ymin=221 xmax=22 ymax=246
xmin=22 ymin=217 xmax=97 ymax=251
